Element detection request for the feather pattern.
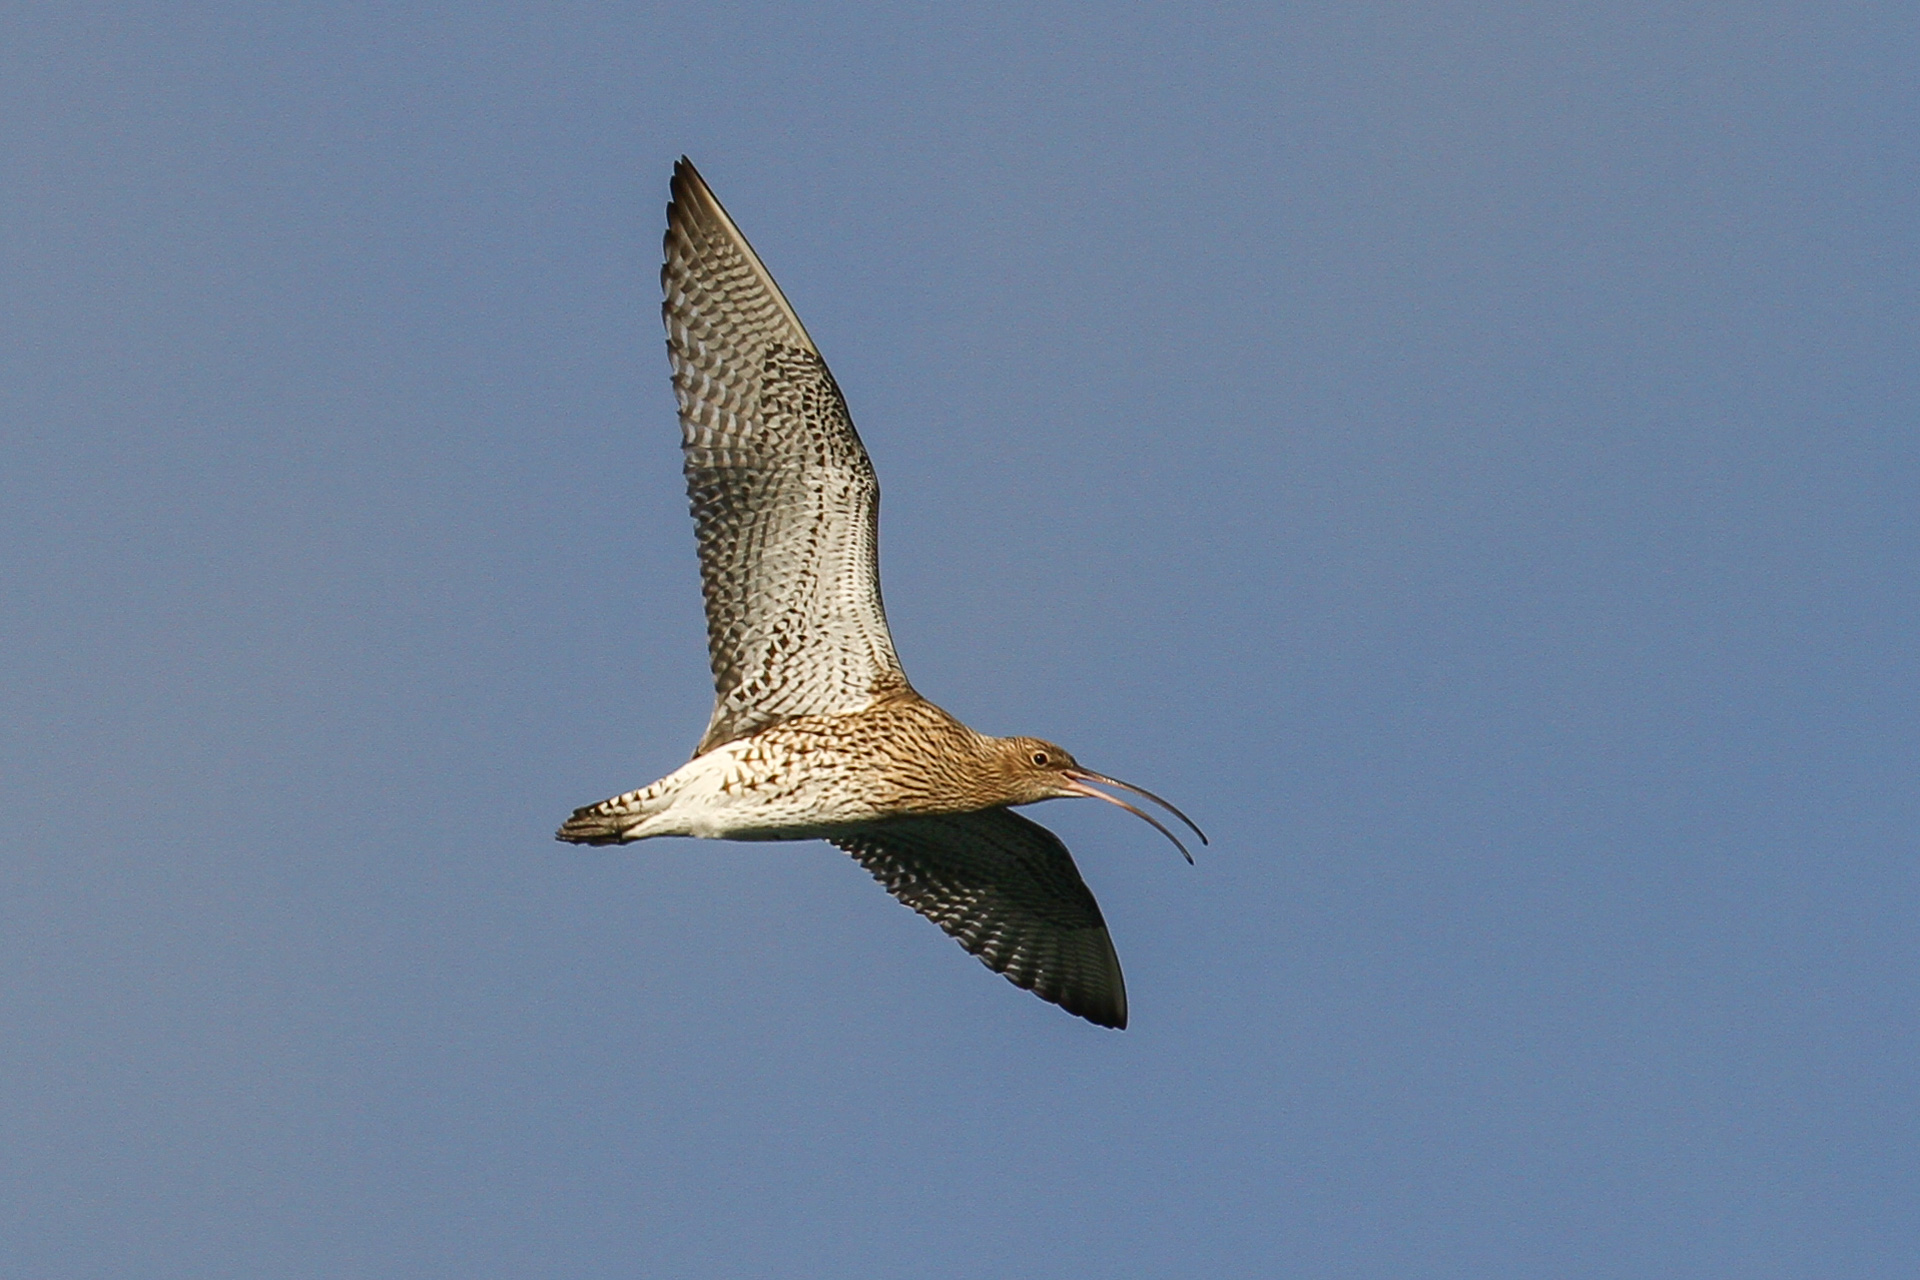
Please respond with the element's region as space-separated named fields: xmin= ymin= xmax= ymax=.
xmin=832 ymin=807 xmax=1128 ymax=1029
xmin=663 ymin=159 xmax=909 ymax=755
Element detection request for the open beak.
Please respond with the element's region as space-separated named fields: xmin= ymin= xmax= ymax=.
xmin=1059 ymin=769 xmax=1208 ymax=865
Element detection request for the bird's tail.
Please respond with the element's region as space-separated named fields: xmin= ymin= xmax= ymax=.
xmin=555 ymin=784 xmax=664 ymax=845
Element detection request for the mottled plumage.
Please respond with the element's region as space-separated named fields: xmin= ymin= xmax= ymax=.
xmin=558 ymin=158 xmax=1202 ymax=1029
xmin=661 ymin=165 xmax=905 ymax=755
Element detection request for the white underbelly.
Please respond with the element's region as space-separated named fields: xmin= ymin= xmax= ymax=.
xmin=643 ymin=740 xmax=882 ymax=840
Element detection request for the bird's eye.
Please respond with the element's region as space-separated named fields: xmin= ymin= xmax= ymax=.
xmin=1030 ymin=750 xmax=1050 ymax=767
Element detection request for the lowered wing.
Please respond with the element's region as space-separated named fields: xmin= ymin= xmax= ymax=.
xmin=831 ymin=807 xmax=1128 ymax=1029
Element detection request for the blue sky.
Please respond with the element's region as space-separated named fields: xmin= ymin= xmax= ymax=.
xmin=3 ymin=3 xmax=1916 ymax=1276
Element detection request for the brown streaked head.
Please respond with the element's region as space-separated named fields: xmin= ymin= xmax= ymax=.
xmin=986 ymin=736 xmax=1208 ymax=864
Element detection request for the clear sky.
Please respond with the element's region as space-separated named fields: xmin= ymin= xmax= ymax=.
xmin=3 ymin=4 xmax=1915 ymax=1277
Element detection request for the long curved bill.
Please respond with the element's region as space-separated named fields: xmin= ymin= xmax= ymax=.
xmin=1060 ymin=769 xmax=1208 ymax=865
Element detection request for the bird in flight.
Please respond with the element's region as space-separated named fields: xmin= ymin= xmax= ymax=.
xmin=557 ymin=158 xmax=1202 ymax=1028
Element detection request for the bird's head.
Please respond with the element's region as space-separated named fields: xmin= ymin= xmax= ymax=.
xmin=990 ymin=736 xmax=1085 ymax=803
xmin=986 ymin=736 xmax=1208 ymax=864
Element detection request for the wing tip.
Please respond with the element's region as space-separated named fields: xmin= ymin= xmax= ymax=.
xmin=1043 ymin=937 xmax=1129 ymax=1030
xmin=659 ymin=156 xmax=817 ymax=348
xmin=669 ymin=155 xmax=706 ymax=210
xmin=665 ymin=155 xmax=708 ymax=250
xmin=973 ymin=941 xmax=1128 ymax=1029
xmin=1070 ymin=991 xmax=1129 ymax=1030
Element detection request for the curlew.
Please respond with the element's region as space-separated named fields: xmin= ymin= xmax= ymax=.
xmin=557 ymin=158 xmax=1202 ymax=1029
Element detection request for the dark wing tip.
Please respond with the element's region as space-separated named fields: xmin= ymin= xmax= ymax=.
xmin=1063 ymin=975 xmax=1128 ymax=1029
xmin=665 ymin=157 xmax=700 ymax=253
xmin=669 ymin=155 xmax=700 ymax=204
xmin=666 ymin=156 xmax=719 ymax=235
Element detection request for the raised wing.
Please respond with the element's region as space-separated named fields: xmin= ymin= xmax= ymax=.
xmin=663 ymin=159 xmax=909 ymax=756
xmin=831 ymin=808 xmax=1128 ymax=1029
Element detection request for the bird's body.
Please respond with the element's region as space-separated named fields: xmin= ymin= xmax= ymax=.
xmin=559 ymin=695 xmax=995 ymax=843
xmin=558 ymin=159 xmax=1201 ymax=1028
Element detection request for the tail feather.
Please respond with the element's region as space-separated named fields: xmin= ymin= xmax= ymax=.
xmin=555 ymin=788 xmax=658 ymax=845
